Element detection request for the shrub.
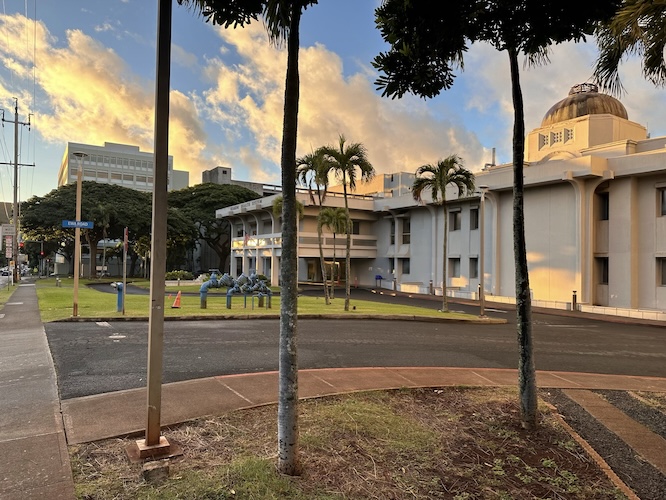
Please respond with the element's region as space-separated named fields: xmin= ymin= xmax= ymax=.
xmin=165 ymin=270 xmax=194 ymax=280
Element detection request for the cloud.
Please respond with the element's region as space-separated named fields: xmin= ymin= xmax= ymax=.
xmin=200 ymin=23 xmax=488 ymax=183
xmin=94 ymin=22 xmax=116 ymax=33
xmin=0 ymin=12 xmax=210 ymax=185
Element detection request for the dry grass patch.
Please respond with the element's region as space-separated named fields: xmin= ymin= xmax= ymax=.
xmin=71 ymin=387 xmax=626 ymax=499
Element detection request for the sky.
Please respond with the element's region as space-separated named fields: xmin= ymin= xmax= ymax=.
xmin=0 ymin=0 xmax=664 ymax=205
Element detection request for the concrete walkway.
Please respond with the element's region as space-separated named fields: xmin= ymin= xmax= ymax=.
xmin=0 ymin=281 xmax=74 ymax=500
xmin=1 ymin=281 xmax=665 ymax=500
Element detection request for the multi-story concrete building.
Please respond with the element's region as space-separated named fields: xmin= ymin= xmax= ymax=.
xmin=202 ymin=166 xmax=281 ymax=197
xmin=58 ymin=142 xmax=189 ymax=192
xmin=216 ymin=84 xmax=666 ymax=319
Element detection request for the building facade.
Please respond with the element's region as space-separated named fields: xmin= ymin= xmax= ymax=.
xmin=58 ymin=142 xmax=189 ymax=192
xmin=217 ymin=84 xmax=666 ymax=316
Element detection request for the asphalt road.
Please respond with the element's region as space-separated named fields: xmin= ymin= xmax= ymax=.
xmin=44 ymin=289 xmax=666 ymax=400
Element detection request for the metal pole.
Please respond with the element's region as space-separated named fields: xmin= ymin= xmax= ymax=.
xmin=144 ymin=0 xmax=172 ymax=449
xmin=479 ymin=186 xmax=488 ymax=317
xmin=72 ymin=152 xmax=88 ymax=317
xmin=12 ymin=101 xmax=19 ymax=283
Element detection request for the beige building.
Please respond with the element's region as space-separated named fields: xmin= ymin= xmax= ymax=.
xmin=217 ymin=83 xmax=666 ymax=319
xmin=58 ymin=142 xmax=189 ymax=192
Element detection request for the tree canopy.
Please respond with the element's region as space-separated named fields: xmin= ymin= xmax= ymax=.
xmin=168 ymin=182 xmax=261 ymax=271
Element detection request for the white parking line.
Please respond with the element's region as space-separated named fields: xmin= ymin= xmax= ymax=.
xmin=96 ymin=322 xmax=111 ymax=327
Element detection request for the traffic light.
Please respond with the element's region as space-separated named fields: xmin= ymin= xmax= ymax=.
xmin=40 ymin=251 xmax=44 ymax=257
xmin=19 ymin=241 xmax=24 ymax=251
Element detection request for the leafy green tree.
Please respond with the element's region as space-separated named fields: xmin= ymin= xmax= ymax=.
xmin=177 ymin=0 xmax=318 ymax=474
xmin=594 ymin=0 xmax=666 ymax=95
xmin=297 ymin=149 xmax=332 ymax=304
xmin=412 ymin=156 xmax=475 ymax=313
xmin=373 ymin=0 xmax=618 ymax=429
xmin=21 ymin=182 xmax=152 ymax=275
xmin=319 ymin=135 xmax=375 ymax=311
xmin=317 ymin=206 xmax=348 ymax=299
xmin=168 ymin=183 xmax=259 ymax=272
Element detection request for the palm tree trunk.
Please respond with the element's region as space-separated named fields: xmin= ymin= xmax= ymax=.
xmin=331 ymin=233 xmax=336 ymax=299
xmin=342 ymin=175 xmax=351 ymax=311
xmin=509 ymin=47 xmax=537 ymax=430
xmin=442 ymin=201 xmax=449 ymax=312
xmin=317 ymin=222 xmax=329 ymax=304
xmin=277 ymin=4 xmax=302 ymax=476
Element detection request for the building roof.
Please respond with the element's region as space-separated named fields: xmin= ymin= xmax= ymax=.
xmin=541 ymin=83 xmax=628 ymax=127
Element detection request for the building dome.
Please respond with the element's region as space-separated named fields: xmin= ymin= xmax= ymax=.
xmin=541 ymin=83 xmax=628 ymax=127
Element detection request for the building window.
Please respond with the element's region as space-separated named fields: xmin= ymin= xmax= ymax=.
xmin=235 ymin=257 xmax=243 ymax=273
xmin=470 ymin=207 xmax=479 ymax=230
xmin=449 ymin=210 xmax=461 ymax=231
xmin=470 ymin=257 xmax=478 ymax=279
xmin=598 ymin=192 xmax=609 ymax=221
xmin=659 ymin=258 xmax=666 ymax=286
xmin=550 ymin=130 xmax=563 ymax=144
xmin=136 ymin=175 xmax=147 ymax=183
xmin=564 ymin=128 xmax=574 ymax=142
xmin=659 ymin=188 xmax=666 ymax=216
xmin=390 ymin=219 xmax=395 ymax=245
xmin=597 ymin=257 xmax=609 ymax=285
xmin=111 ymin=173 xmax=122 ymax=181
xmin=538 ymin=133 xmax=549 ymax=149
xmin=123 ymin=174 xmax=133 ymax=181
xmin=236 ymin=226 xmax=244 ymax=238
xmin=351 ymin=220 xmax=360 ymax=235
xmin=402 ymin=218 xmax=410 ymax=244
xmin=401 ymin=258 xmax=410 ymax=275
xmin=449 ymin=258 xmax=461 ymax=278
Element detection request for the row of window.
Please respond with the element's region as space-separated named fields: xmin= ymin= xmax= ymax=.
xmin=72 ymin=153 xmax=154 ymax=171
xmin=537 ymin=128 xmax=574 ymax=149
xmin=76 ymin=170 xmax=154 ymax=184
xmin=448 ymin=257 xmax=479 ymax=279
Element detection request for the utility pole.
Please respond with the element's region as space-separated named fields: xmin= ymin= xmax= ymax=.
xmin=1 ymin=99 xmax=33 ymax=283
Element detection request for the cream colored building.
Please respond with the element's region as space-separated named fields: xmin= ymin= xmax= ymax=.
xmin=58 ymin=142 xmax=189 ymax=192
xmin=217 ymin=84 xmax=666 ymax=318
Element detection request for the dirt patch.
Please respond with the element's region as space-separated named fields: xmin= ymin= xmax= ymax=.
xmin=71 ymin=387 xmax=628 ymax=499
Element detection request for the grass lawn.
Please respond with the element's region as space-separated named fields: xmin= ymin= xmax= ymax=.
xmin=34 ymin=277 xmax=491 ymax=324
xmin=70 ymin=387 xmax=625 ymax=500
xmin=0 ymin=282 xmax=14 ymax=307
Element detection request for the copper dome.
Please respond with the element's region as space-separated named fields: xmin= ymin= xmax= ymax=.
xmin=541 ymin=83 xmax=628 ymax=127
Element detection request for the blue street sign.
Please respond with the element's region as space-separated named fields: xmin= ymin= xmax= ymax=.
xmin=62 ymin=220 xmax=94 ymax=229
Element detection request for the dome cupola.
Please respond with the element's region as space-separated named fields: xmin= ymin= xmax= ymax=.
xmin=540 ymin=83 xmax=628 ymax=127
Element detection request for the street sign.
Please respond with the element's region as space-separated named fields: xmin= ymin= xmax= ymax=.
xmin=1 ymin=224 xmax=14 ymax=237
xmin=62 ymin=220 xmax=94 ymax=229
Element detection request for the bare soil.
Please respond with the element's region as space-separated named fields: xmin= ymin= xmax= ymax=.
xmin=71 ymin=387 xmax=631 ymax=499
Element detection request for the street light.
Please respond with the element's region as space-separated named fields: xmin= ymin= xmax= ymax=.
xmin=72 ymin=151 xmax=88 ymax=317
xmin=479 ymin=185 xmax=489 ymax=317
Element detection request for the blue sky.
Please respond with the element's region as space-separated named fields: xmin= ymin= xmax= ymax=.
xmin=0 ymin=0 xmax=664 ymax=204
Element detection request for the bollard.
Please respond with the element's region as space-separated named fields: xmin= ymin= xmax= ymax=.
xmin=200 ymin=290 xmax=207 ymax=309
xmin=116 ymin=282 xmax=124 ymax=312
xmin=226 ymin=294 xmax=232 ymax=309
xmin=572 ymin=290 xmax=577 ymax=311
xmin=258 ymin=295 xmax=264 ymax=308
xmin=56 ymin=278 xmax=61 ymax=287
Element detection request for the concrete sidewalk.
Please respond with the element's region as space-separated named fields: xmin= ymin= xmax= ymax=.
xmin=62 ymin=367 xmax=666 ymax=444
xmin=0 ymin=281 xmax=74 ymax=500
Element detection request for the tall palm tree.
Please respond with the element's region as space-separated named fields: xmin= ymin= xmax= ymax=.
xmin=318 ymin=206 xmax=348 ymax=299
xmin=297 ymin=150 xmax=331 ymax=304
xmin=177 ymin=0 xmax=318 ymax=475
xmin=319 ymin=135 xmax=375 ymax=311
xmin=594 ymin=0 xmax=666 ymax=95
xmin=412 ymin=155 xmax=475 ymax=313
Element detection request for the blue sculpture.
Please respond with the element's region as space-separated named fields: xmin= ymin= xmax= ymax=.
xmin=197 ymin=271 xmax=272 ymax=309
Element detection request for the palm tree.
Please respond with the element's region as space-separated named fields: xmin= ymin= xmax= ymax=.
xmin=412 ymin=156 xmax=475 ymax=313
xmin=319 ymin=135 xmax=375 ymax=311
xmin=297 ymin=150 xmax=331 ymax=304
xmin=177 ymin=0 xmax=318 ymax=475
xmin=318 ymin=207 xmax=348 ymax=299
xmin=594 ymin=0 xmax=666 ymax=95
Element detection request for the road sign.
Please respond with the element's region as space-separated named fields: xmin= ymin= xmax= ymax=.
xmin=1 ymin=224 xmax=14 ymax=237
xmin=62 ymin=220 xmax=94 ymax=229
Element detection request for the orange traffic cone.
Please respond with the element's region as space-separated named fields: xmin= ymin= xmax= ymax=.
xmin=171 ymin=291 xmax=181 ymax=309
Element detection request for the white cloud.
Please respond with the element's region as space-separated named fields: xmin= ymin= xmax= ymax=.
xmin=200 ymin=23 xmax=488 ymax=183
xmin=0 ymin=13 xmax=210 ymax=185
